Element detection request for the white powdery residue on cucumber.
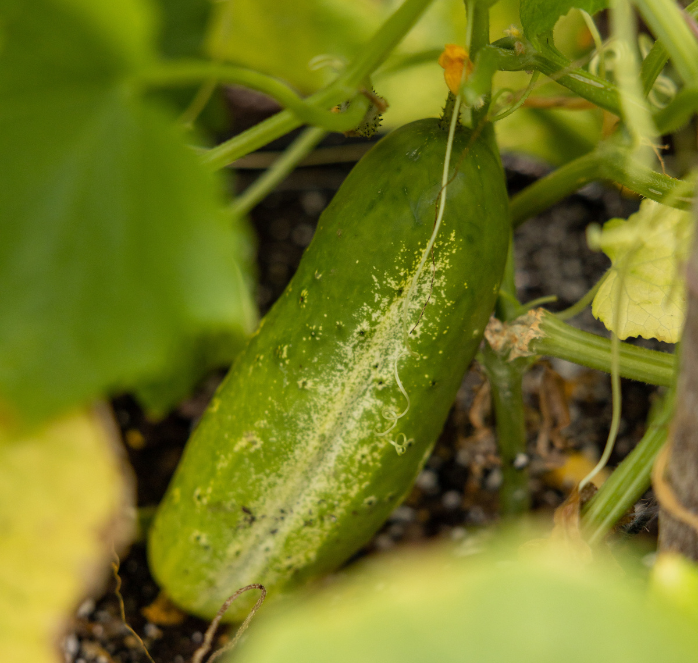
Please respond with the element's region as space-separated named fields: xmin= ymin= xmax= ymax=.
xmin=210 ymin=250 xmax=456 ymax=596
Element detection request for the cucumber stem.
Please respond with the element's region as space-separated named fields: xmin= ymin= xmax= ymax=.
xmin=486 ymin=240 xmax=532 ymax=517
xmin=439 ymin=92 xmax=461 ymax=130
xmin=530 ymin=309 xmax=676 ymax=387
xmin=482 ymin=344 xmax=532 ymax=516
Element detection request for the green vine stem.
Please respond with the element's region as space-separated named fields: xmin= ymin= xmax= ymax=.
xmin=509 ymin=151 xmax=599 ymax=227
xmin=482 ymin=344 xmax=532 ymax=516
xmin=200 ymin=0 xmax=435 ymax=169
xmin=140 ymin=61 xmax=370 ymax=133
xmin=486 ymin=38 xmax=623 ymax=116
xmin=633 ymin=0 xmax=698 ymax=86
xmin=582 ymin=389 xmax=674 ymax=543
xmin=484 ymin=241 xmax=532 ymax=516
xmin=486 ymin=308 xmax=676 ymax=386
xmin=655 ymin=86 xmax=698 ymax=134
xmin=640 ymin=0 xmax=698 ymax=94
xmin=532 ymin=48 xmax=622 ymax=116
xmin=509 ymin=139 xmax=693 ymax=226
xmin=232 ymin=127 xmax=327 ymax=217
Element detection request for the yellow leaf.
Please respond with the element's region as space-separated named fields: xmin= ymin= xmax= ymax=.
xmin=590 ymin=200 xmax=694 ymax=343
xmin=0 ymin=408 xmax=134 ymax=663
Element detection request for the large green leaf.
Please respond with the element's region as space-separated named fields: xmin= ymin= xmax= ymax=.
xmin=0 ymin=0 xmax=256 ymax=422
xmin=206 ymin=0 xmax=382 ymax=94
xmin=157 ymin=0 xmax=211 ymax=58
xmin=229 ymin=538 xmax=698 ymax=663
xmin=520 ymin=0 xmax=608 ymax=42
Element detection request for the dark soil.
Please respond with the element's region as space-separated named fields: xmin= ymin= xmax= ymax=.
xmin=62 ymin=131 xmax=662 ymax=663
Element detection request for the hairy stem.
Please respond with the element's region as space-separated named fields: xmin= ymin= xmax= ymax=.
xmin=482 ymin=345 xmax=531 ymax=516
xmin=530 ymin=310 xmax=676 ymax=386
xmin=634 ymin=0 xmax=698 ymax=85
xmin=510 ymin=140 xmax=692 ymax=227
xmin=640 ymin=0 xmax=698 ymax=94
xmin=486 ymin=242 xmax=531 ymax=516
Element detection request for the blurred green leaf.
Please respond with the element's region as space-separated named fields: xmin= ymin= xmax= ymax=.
xmin=157 ymin=0 xmax=211 ymax=58
xmin=520 ymin=0 xmax=608 ymax=42
xmin=0 ymin=0 xmax=256 ymax=422
xmin=207 ymin=0 xmax=382 ymax=94
xmin=133 ymin=209 xmax=258 ymax=417
xmin=230 ymin=536 xmax=698 ymax=663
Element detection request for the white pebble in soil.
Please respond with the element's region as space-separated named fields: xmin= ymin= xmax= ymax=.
xmin=416 ymin=469 xmax=439 ymax=494
xmin=484 ymin=467 xmax=503 ymax=491
xmin=76 ymin=598 xmax=95 ymax=619
xmin=291 ymin=223 xmax=315 ymax=247
xmin=300 ymin=191 xmax=327 ymax=216
xmin=389 ymin=505 xmax=415 ymax=523
xmin=441 ymin=490 xmax=462 ymax=510
xmin=513 ymin=453 xmax=529 ymax=470
xmin=63 ymin=633 xmax=79 ymax=661
xmin=374 ymin=533 xmax=395 ymax=551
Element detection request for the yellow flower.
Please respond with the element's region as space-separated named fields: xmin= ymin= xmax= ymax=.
xmin=438 ymin=44 xmax=473 ymax=95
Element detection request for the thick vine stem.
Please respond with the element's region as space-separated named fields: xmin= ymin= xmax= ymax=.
xmin=640 ymin=0 xmax=698 ymax=94
xmin=582 ymin=390 xmax=674 ymax=544
xmin=485 ymin=38 xmax=622 ymax=116
xmin=483 ymin=241 xmax=532 ymax=517
xmin=139 ymin=61 xmax=368 ymax=132
xmin=633 ymin=0 xmax=698 ymax=86
xmin=201 ymin=0 xmax=435 ymax=169
xmin=481 ymin=344 xmax=532 ymax=516
xmin=484 ymin=308 xmax=676 ymax=387
xmin=509 ymin=139 xmax=693 ymax=227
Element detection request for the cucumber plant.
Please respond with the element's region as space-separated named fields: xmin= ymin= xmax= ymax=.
xmin=2 ymin=0 xmax=698 ymax=658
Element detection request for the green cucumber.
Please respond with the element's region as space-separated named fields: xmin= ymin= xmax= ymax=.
xmin=148 ymin=118 xmax=509 ymax=620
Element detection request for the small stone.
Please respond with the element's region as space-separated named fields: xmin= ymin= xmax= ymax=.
xmin=63 ymin=633 xmax=79 ymax=658
xmin=513 ymin=453 xmax=529 ymax=469
xmin=389 ymin=505 xmax=415 ymax=523
xmin=76 ymin=598 xmax=95 ymax=618
xmin=485 ymin=467 xmax=503 ymax=491
xmin=442 ymin=490 xmax=462 ymax=509
xmin=416 ymin=469 xmax=439 ymax=493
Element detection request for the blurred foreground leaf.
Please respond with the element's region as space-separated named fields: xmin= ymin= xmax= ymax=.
xmin=0 ymin=0 xmax=256 ymax=422
xmin=229 ymin=536 xmax=698 ymax=663
xmin=590 ymin=199 xmax=693 ymax=343
xmin=207 ymin=0 xmax=382 ymax=93
xmin=520 ymin=0 xmax=608 ymax=42
xmin=0 ymin=408 xmax=134 ymax=663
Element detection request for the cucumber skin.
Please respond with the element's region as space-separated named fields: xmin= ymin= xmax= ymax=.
xmin=148 ymin=119 xmax=510 ymax=620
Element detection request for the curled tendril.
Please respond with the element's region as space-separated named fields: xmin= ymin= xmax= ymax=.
xmin=588 ymin=36 xmax=677 ymax=108
xmin=376 ymin=348 xmax=411 ymax=440
xmin=308 ymin=54 xmax=347 ymax=74
xmin=389 ymin=433 xmax=414 ymax=456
